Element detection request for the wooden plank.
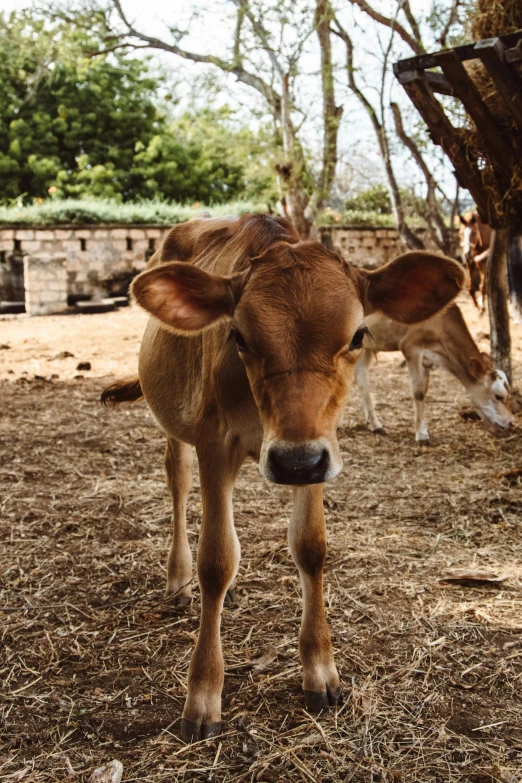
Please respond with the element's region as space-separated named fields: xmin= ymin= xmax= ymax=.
xmin=396 ymin=69 xmax=453 ymax=95
xmin=395 ymin=30 xmax=522 ymax=74
xmin=434 ymin=49 xmax=512 ymax=179
xmin=398 ymin=70 xmax=494 ymax=224
xmin=475 ymin=38 xmax=522 ymax=131
xmin=505 ymin=39 xmax=522 ymax=62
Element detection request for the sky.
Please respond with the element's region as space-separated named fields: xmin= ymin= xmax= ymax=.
xmin=0 ymin=0 xmax=466 ymax=203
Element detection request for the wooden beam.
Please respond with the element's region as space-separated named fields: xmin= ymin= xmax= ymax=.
xmin=475 ymin=38 xmax=522 ymax=131
xmin=395 ymin=30 xmax=522 ymax=74
xmin=395 ymin=69 xmax=453 ymax=95
xmin=434 ymin=49 xmax=512 ymax=180
xmin=505 ymin=39 xmax=522 ymax=63
xmin=397 ymin=70 xmax=494 ymax=223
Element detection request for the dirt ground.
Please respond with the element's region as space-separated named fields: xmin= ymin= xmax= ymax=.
xmin=1 ymin=296 xmax=522 ymax=783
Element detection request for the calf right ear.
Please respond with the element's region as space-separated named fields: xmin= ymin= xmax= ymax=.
xmin=357 ymin=251 xmax=467 ymax=324
xmin=132 ymin=262 xmax=248 ymax=333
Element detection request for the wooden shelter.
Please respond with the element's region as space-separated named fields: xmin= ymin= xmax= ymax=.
xmin=394 ymin=30 xmax=522 ymax=380
xmin=394 ymin=30 xmax=522 ymax=227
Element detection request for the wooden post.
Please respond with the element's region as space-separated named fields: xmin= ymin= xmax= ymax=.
xmin=487 ymin=228 xmax=512 ymax=382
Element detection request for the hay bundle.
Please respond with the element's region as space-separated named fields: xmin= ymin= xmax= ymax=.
xmin=471 ymin=0 xmax=522 ymax=39
xmin=461 ymin=1 xmax=522 ymax=225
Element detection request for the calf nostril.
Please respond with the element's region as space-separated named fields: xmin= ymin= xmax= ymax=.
xmin=267 ymin=446 xmax=330 ymax=484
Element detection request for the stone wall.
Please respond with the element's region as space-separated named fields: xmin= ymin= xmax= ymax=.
xmin=0 ymin=224 xmax=171 ymax=301
xmin=24 ymin=253 xmax=67 ymax=315
xmin=0 ymin=222 xmax=454 ymax=309
xmin=318 ymin=225 xmax=444 ymax=269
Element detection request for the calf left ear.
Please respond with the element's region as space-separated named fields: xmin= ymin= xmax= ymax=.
xmin=132 ymin=262 xmax=248 ymax=333
xmin=357 ymin=251 xmax=467 ymax=324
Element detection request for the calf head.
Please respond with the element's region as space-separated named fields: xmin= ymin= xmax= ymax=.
xmin=133 ymin=243 xmax=465 ymax=485
xmin=459 ymin=212 xmax=481 ymax=258
xmin=468 ymin=353 xmax=514 ymax=431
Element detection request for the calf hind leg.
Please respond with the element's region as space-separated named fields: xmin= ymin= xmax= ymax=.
xmin=164 ymin=438 xmax=194 ymax=605
xmin=289 ymin=485 xmax=340 ymax=712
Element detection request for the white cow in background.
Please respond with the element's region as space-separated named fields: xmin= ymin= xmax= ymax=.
xmin=356 ymin=304 xmax=513 ymax=442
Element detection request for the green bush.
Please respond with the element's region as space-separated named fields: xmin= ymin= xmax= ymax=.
xmin=0 ymin=198 xmax=265 ymax=225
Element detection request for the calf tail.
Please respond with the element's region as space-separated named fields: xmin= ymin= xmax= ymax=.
xmin=101 ymin=376 xmax=143 ymax=407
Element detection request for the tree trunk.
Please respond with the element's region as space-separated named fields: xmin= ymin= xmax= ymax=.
xmin=487 ymin=227 xmax=512 ymax=382
xmin=277 ymin=73 xmax=311 ymax=238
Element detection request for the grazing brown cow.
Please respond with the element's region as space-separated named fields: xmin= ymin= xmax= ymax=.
xmin=355 ymin=304 xmax=513 ymax=442
xmin=102 ymin=213 xmax=465 ymax=742
xmin=459 ymin=210 xmax=491 ymax=312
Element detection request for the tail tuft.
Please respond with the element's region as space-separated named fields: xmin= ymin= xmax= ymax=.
xmin=101 ymin=376 xmax=143 ymax=407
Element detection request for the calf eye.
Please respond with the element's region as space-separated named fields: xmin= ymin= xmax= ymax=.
xmin=348 ymin=325 xmax=369 ymax=351
xmin=495 ymin=394 xmax=504 ymax=401
xmin=232 ymin=328 xmax=249 ymax=353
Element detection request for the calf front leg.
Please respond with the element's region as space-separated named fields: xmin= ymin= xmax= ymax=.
xmin=355 ymin=349 xmax=385 ymax=433
xmin=289 ymin=485 xmax=340 ymax=712
xmin=181 ymin=447 xmax=242 ymax=742
xmin=164 ymin=438 xmax=193 ymax=604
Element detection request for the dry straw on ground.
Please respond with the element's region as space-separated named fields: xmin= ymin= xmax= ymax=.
xmin=1 ymin=298 xmax=522 ymax=782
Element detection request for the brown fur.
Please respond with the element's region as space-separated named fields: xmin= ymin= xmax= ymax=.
xmin=103 ymin=213 xmax=466 ymax=742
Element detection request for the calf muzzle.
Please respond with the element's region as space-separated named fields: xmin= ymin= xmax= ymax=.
xmin=265 ymin=441 xmax=334 ymax=485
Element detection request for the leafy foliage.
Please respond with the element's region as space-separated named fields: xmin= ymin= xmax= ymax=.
xmin=0 ymin=198 xmax=264 ymax=225
xmin=0 ymin=12 xmax=277 ymax=205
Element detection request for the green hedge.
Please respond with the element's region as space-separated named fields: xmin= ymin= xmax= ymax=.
xmin=0 ymin=198 xmax=422 ymax=228
xmin=0 ymin=198 xmax=264 ymax=226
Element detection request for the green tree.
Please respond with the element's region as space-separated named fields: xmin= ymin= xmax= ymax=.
xmin=0 ymin=12 xmax=276 ymax=205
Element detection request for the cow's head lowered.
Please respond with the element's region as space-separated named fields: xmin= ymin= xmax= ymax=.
xmin=133 ymin=244 xmax=465 ymax=485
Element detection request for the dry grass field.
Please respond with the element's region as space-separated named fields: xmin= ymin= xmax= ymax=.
xmin=1 ymin=297 xmax=522 ymax=783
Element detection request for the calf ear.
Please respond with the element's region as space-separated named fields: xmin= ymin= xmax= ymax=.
xmin=469 ymin=356 xmax=487 ymax=379
xmin=132 ymin=262 xmax=247 ymax=333
xmin=358 ymin=251 xmax=467 ymax=324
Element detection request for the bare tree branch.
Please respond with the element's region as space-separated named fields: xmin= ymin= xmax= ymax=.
xmin=438 ymin=0 xmax=460 ymax=49
xmin=110 ymin=0 xmax=281 ymax=111
xmin=332 ymin=16 xmax=423 ymax=249
xmin=345 ymin=0 xmax=424 ymax=55
xmin=390 ymin=101 xmax=449 ymax=246
xmin=399 ymin=0 xmax=423 ymax=48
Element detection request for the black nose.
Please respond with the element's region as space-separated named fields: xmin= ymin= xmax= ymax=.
xmin=267 ymin=445 xmax=330 ymax=485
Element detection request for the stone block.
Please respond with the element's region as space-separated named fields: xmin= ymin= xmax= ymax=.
xmin=55 ymin=229 xmax=73 ymax=240
xmin=146 ymin=228 xmax=162 ymax=238
xmin=111 ymin=240 xmax=127 ymax=252
xmin=129 ymin=228 xmax=146 ymax=240
xmin=36 ymin=230 xmax=55 ymax=241
xmin=22 ymin=241 xmax=42 ymax=253
xmin=94 ymin=229 xmax=109 ymax=239
xmin=1 ymin=230 xmax=14 ymax=240
xmin=387 ymin=230 xmax=399 ymax=238
xmin=110 ymin=229 xmax=128 ymax=239
xmin=375 ymin=230 xmax=387 ymax=238
xmin=14 ymin=229 xmax=35 ymax=240
xmin=74 ymin=229 xmax=91 ymax=239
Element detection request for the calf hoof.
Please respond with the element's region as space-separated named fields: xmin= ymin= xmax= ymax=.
xmin=181 ymin=718 xmax=222 ymax=743
xmin=416 ymin=438 xmax=431 ymax=447
xmin=304 ymin=686 xmax=342 ymax=713
xmin=372 ymin=427 xmax=387 ymax=437
xmin=173 ymin=594 xmax=192 ymax=608
xmin=224 ymin=587 xmax=239 ymax=606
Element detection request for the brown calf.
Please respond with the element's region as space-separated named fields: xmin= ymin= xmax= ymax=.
xmin=355 ymin=304 xmax=513 ymax=442
xmin=459 ymin=210 xmax=491 ymax=312
xmin=103 ymin=213 xmax=465 ymax=742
